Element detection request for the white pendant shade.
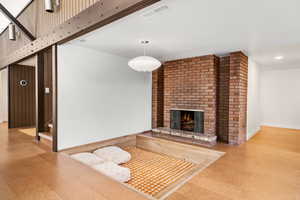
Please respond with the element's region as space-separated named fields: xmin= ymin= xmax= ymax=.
xmin=128 ymin=56 xmax=161 ymax=72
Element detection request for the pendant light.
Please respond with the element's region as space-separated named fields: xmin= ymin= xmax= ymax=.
xmin=45 ymin=0 xmax=54 ymax=13
xmin=128 ymin=41 xmax=161 ymax=72
xmin=8 ymin=23 xmax=16 ymax=41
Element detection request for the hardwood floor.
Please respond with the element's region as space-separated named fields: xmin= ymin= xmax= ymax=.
xmin=0 ymin=123 xmax=145 ymax=200
xmin=168 ymin=127 xmax=300 ymax=200
xmin=0 ymin=123 xmax=299 ymax=200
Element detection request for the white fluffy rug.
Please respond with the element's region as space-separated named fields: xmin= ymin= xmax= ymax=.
xmin=92 ymin=161 xmax=131 ymax=183
xmin=93 ymin=146 xmax=131 ymax=164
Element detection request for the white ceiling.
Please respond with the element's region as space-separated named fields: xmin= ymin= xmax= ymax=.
xmin=72 ymin=0 xmax=300 ymax=68
xmin=0 ymin=0 xmax=32 ymax=33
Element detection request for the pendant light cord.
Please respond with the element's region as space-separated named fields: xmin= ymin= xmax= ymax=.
xmin=141 ymin=40 xmax=149 ymax=56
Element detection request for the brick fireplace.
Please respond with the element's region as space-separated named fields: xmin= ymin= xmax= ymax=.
xmin=170 ymin=109 xmax=204 ymax=133
xmin=163 ymin=55 xmax=218 ymax=135
xmin=152 ymin=51 xmax=248 ymax=145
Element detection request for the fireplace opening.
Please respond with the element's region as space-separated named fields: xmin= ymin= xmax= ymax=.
xmin=181 ymin=111 xmax=194 ymax=132
xmin=170 ymin=110 xmax=204 ymax=133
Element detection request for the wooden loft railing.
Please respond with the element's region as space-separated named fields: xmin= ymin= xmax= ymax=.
xmin=0 ymin=0 xmax=160 ymax=69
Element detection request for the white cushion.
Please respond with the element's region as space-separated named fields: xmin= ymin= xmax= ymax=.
xmin=71 ymin=152 xmax=105 ymax=166
xmin=93 ymin=146 xmax=131 ymax=164
xmin=92 ymin=162 xmax=131 ymax=183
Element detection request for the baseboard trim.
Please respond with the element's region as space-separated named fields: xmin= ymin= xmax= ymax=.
xmin=261 ymin=125 xmax=300 ymax=132
xmin=247 ymin=128 xmax=261 ymax=140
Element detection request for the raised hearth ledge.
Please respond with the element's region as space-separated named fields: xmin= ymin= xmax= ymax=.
xmin=152 ymin=127 xmax=217 ymax=147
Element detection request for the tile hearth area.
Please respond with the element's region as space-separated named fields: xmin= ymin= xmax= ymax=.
xmin=152 ymin=109 xmax=217 ymax=147
xmin=152 ymin=127 xmax=217 ymax=147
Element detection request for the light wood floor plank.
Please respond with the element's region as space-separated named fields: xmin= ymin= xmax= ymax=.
xmin=0 ymin=123 xmax=299 ymax=200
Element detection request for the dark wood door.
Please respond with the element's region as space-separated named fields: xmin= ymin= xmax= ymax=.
xmin=43 ymin=48 xmax=53 ymax=130
xmin=9 ymin=65 xmax=36 ymax=128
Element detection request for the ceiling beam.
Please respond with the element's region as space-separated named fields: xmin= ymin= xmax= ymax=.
xmin=0 ymin=0 xmax=160 ymax=69
xmin=0 ymin=3 xmax=36 ymax=41
xmin=0 ymin=66 xmax=8 ymax=71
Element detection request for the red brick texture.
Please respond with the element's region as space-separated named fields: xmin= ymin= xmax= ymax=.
xmin=217 ymin=56 xmax=230 ymax=143
xmin=151 ymin=52 xmax=248 ymax=145
xmin=152 ymin=67 xmax=164 ymax=128
xmin=163 ymin=55 xmax=218 ymax=136
xmin=228 ymin=52 xmax=248 ymax=144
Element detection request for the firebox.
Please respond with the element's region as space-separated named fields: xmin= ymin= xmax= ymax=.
xmin=170 ymin=109 xmax=204 ymax=133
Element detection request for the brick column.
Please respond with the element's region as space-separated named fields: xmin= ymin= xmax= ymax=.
xmin=152 ymin=67 xmax=164 ymax=128
xmin=228 ymin=52 xmax=248 ymax=145
xmin=217 ymin=56 xmax=230 ymax=143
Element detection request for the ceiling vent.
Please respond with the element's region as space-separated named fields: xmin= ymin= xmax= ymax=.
xmin=142 ymin=5 xmax=169 ymax=17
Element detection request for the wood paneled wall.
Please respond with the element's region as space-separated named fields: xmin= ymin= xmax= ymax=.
xmin=36 ymin=0 xmax=102 ymax=37
xmin=42 ymin=48 xmax=53 ymax=131
xmin=35 ymin=48 xmax=53 ymax=132
xmin=0 ymin=0 xmax=101 ymax=60
xmin=0 ymin=0 xmax=159 ymax=68
xmin=9 ymin=65 xmax=36 ymax=128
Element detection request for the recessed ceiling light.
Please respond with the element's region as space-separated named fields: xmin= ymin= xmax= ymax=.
xmin=79 ymin=39 xmax=86 ymax=43
xmin=274 ymin=56 xmax=283 ymax=60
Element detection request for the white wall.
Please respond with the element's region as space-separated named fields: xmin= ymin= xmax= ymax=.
xmin=247 ymin=59 xmax=262 ymax=139
xmin=247 ymin=59 xmax=300 ymax=139
xmin=0 ymin=69 xmax=8 ymax=123
xmin=57 ymin=45 xmax=152 ymax=150
xmin=260 ymin=68 xmax=300 ymax=130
